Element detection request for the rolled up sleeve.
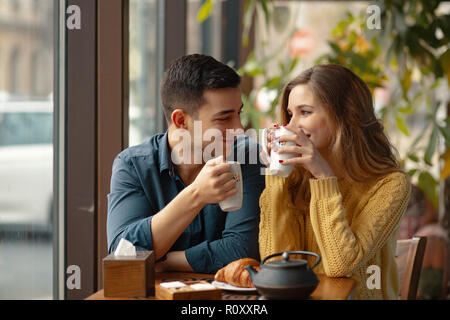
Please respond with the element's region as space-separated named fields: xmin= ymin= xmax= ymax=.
xmin=107 ymin=155 xmax=155 ymax=253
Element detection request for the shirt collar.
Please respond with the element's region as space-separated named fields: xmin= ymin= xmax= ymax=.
xmin=158 ymin=130 xmax=172 ymax=174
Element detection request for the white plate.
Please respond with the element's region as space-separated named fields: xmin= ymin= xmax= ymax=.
xmin=211 ymin=280 xmax=258 ymax=293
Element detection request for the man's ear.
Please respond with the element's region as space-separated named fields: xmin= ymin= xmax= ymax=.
xmin=171 ymin=109 xmax=189 ymax=129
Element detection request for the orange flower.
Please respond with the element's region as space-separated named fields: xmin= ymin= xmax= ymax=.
xmin=339 ymin=42 xmax=350 ymax=51
xmin=356 ymin=35 xmax=370 ymax=53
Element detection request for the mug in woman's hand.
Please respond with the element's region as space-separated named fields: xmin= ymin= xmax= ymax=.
xmin=261 ymin=126 xmax=295 ymax=178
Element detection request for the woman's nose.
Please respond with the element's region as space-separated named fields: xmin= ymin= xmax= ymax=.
xmin=285 ymin=119 xmax=296 ymax=128
xmin=287 ymin=117 xmax=302 ymax=129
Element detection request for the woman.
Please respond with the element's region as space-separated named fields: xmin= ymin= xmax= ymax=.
xmin=259 ymin=64 xmax=411 ymax=299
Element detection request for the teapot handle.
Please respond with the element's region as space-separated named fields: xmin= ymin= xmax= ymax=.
xmin=262 ymin=250 xmax=322 ymax=270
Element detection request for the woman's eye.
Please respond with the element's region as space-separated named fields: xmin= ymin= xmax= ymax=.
xmin=301 ymin=110 xmax=311 ymax=116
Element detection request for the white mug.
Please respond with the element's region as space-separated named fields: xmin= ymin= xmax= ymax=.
xmin=261 ymin=126 xmax=295 ymax=178
xmin=219 ymin=161 xmax=243 ymax=212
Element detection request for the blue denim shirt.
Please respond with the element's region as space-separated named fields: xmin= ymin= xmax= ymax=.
xmin=107 ymin=131 xmax=265 ymax=273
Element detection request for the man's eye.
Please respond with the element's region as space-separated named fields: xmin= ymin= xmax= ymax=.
xmin=216 ymin=118 xmax=230 ymax=121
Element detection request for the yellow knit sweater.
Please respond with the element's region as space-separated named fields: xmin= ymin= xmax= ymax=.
xmin=259 ymin=171 xmax=411 ymax=300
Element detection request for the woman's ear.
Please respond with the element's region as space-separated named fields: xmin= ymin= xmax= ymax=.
xmin=171 ymin=109 xmax=188 ymax=129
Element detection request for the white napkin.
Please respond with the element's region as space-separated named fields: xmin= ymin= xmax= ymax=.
xmin=114 ymin=238 xmax=136 ymax=256
xmin=160 ymin=281 xmax=187 ymax=289
xmin=190 ymin=283 xmax=216 ymax=290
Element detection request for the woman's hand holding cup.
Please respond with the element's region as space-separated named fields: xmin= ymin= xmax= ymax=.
xmin=259 ymin=123 xmax=279 ymax=167
xmin=260 ymin=124 xmax=297 ymax=178
xmin=277 ymin=124 xmax=335 ymax=179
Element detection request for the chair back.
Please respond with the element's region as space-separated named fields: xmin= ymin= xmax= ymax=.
xmin=395 ymin=236 xmax=427 ymax=300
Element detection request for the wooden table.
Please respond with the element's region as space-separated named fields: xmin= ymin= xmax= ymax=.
xmin=86 ymin=272 xmax=356 ymax=300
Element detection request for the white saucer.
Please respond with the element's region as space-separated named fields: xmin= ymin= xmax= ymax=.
xmin=211 ymin=280 xmax=258 ymax=293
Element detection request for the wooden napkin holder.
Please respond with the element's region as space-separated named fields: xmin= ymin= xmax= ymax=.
xmin=103 ymin=250 xmax=155 ymax=298
xmin=156 ymin=281 xmax=222 ymax=300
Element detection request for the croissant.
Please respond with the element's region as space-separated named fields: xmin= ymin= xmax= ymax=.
xmin=214 ymin=258 xmax=261 ymax=288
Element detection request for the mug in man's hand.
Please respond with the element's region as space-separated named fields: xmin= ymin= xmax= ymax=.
xmin=262 ymin=126 xmax=295 ymax=178
xmin=219 ymin=161 xmax=243 ymax=212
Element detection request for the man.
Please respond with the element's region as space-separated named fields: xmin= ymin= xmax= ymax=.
xmin=107 ymin=54 xmax=265 ymax=273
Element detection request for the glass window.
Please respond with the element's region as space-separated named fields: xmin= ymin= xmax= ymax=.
xmin=0 ymin=0 xmax=54 ymax=299
xmin=9 ymin=47 xmax=20 ymax=94
xmin=128 ymin=0 xmax=163 ymax=146
xmin=0 ymin=110 xmax=53 ymax=146
xmin=30 ymin=52 xmax=39 ymax=95
xmin=187 ymin=0 xmax=222 ymax=59
xmin=128 ymin=0 xmax=224 ymax=147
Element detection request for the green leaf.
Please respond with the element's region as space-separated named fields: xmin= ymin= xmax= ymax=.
xmin=264 ymin=76 xmax=281 ymax=88
xmin=348 ymin=31 xmax=357 ymax=45
xmin=438 ymin=125 xmax=450 ymax=149
xmin=278 ymin=60 xmax=286 ymax=73
xmin=332 ymin=20 xmax=348 ymax=36
xmin=410 ymin=25 xmax=442 ymax=49
xmin=347 ymin=11 xmax=354 ymax=23
xmin=395 ymin=115 xmax=410 ymax=136
xmin=242 ymin=0 xmax=256 ymax=46
xmin=395 ymin=46 xmax=406 ymax=78
xmin=407 ymin=169 xmax=418 ymax=177
xmin=328 ymin=41 xmax=343 ymax=55
xmin=259 ymin=0 xmax=270 ymax=26
xmin=400 ymin=69 xmax=412 ymax=94
xmin=385 ymin=40 xmax=396 ymax=65
xmin=407 ymin=154 xmax=419 ymax=162
xmin=441 ymin=149 xmax=450 ymax=181
xmin=398 ymin=105 xmax=413 ymax=114
xmin=288 ymin=57 xmax=298 ymax=73
xmin=407 ymin=121 xmax=429 ymax=156
xmin=439 ymin=48 xmax=450 ymax=86
xmin=424 ymin=125 xmax=438 ymax=166
xmin=197 ymin=0 xmax=214 ymax=23
xmin=417 ymin=171 xmax=439 ymax=210
xmin=241 ymin=56 xmax=264 ymax=77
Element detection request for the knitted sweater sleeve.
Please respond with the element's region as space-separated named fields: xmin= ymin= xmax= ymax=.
xmin=259 ymin=173 xmax=305 ymax=261
xmin=309 ymin=172 xmax=411 ymax=277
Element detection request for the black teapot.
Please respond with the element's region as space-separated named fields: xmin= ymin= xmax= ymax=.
xmin=245 ymin=251 xmax=321 ymax=300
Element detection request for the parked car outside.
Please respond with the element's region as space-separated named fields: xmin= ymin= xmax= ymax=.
xmin=0 ymin=98 xmax=53 ymax=232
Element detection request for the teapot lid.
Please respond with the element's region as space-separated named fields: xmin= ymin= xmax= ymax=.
xmin=263 ymin=252 xmax=308 ymax=269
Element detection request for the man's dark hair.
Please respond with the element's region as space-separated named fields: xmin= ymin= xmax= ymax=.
xmin=160 ymin=54 xmax=241 ymax=122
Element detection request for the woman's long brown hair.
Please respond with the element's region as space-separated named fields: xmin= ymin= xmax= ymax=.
xmin=280 ymin=64 xmax=403 ymax=212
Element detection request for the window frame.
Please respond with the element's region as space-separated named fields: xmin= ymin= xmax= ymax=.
xmin=62 ymin=0 xmax=252 ymax=299
xmin=62 ymin=0 xmax=186 ymax=299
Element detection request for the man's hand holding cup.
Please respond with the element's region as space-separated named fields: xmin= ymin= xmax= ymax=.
xmin=190 ymin=156 xmax=243 ymax=211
